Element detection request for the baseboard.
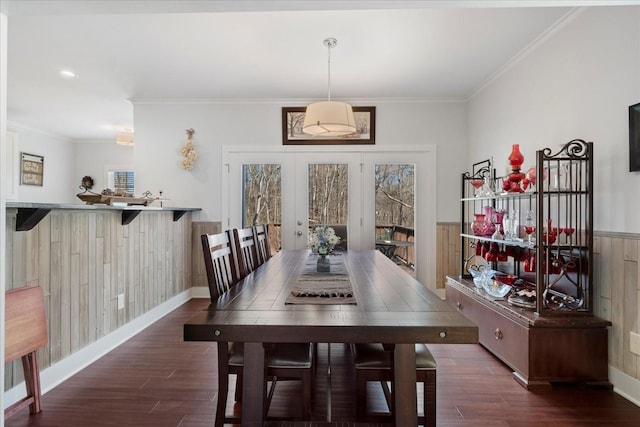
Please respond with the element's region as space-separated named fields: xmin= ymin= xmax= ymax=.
xmin=4 ymin=288 xmax=199 ymax=409
xmin=190 ymin=285 xmax=210 ymax=298
xmin=610 ymin=366 xmax=640 ymax=407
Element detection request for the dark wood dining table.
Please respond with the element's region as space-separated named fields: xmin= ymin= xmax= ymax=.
xmin=183 ymin=250 xmax=478 ymax=426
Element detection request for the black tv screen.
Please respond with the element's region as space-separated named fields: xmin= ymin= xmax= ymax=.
xmin=630 ymin=103 xmax=640 ymax=172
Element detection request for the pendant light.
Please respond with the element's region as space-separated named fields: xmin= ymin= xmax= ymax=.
xmin=116 ymin=131 xmax=134 ymax=146
xmin=303 ymin=38 xmax=356 ymax=137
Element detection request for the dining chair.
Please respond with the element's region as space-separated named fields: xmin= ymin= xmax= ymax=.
xmin=201 ymin=231 xmax=238 ymax=300
xmin=253 ymin=224 xmax=272 ymax=264
xmin=4 ymin=286 xmax=48 ymax=419
xmin=232 ymin=226 xmax=260 ymax=279
xmin=351 ymin=343 xmax=436 ymax=426
xmin=205 ymin=229 xmax=312 ymax=425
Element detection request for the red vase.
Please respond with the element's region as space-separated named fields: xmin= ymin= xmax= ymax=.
xmin=471 ymin=214 xmax=490 ymax=236
xmin=508 ymin=144 xmax=524 ymax=168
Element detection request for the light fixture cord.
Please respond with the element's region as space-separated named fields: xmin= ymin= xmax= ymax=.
xmin=327 ymin=42 xmax=332 ymax=102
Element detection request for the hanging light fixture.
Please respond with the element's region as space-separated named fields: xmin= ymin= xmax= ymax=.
xmin=116 ymin=131 xmax=134 ymax=146
xmin=303 ymin=38 xmax=356 ymax=137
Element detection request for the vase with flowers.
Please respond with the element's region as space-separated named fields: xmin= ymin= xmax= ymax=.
xmin=309 ymin=225 xmax=342 ymax=272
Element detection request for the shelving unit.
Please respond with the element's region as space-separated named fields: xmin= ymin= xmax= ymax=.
xmin=446 ymin=140 xmax=611 ymax=389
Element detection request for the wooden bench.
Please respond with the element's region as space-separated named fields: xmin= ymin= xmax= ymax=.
xmin=5 ymin=286 xmax=48 ymax=419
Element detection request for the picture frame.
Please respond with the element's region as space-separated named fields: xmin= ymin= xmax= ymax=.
xmin=629 ymin=102 xmax=640 ymax=172
xmin=282 ymin=106 xmax=376 ymax=145
xmin=20 ymin=152 xmax=44 ymax=186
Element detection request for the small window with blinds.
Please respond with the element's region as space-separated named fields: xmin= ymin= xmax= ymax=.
xmin=107 ymin=170 xmax=134 ymax=195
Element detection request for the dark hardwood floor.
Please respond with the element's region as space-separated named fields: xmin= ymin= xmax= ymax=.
xmin=5 ymin=298 xmax=640 ymax=426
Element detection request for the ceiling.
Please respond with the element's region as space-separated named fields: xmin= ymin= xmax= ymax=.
xmin=1 ymin=1 xmax=626 ymax=141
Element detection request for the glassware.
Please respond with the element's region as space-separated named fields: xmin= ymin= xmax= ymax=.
xmin=506 ymin=144 xmax=526 ymax=192
xmin=503 ymin=209 xmax=520 ymax=241
xmin=481 ymin=176 xmax=494 ymax=197
xmin=524 ymin=210 xmax=536 ymax=246
xmin=482 ymin=277 xmax=513 ymax=298
xmin=468 ymin=264 xmax=495 ymax=290
xmin=485 ymin=243 xmax=499 ymax=262
xmin=525 ymin=167 xmax=536 ymax=192
xmin=470 ymin=179 xmax=484 ymax=196
xmin=564 ymin=227 xmax=575 ymax=245
xmin=471 ymin=214 xmax=490 ymax=236
xmin=483 ymin=206 xmax=496 ymax=236
xmin=523 ymin=250 xmax=536 ymax=272
xmin=508 ymin=144 xmax=524 ymax=168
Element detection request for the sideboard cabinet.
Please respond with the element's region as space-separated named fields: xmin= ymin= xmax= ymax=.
xmin=446 ymin=140 xmax=610 ymax=389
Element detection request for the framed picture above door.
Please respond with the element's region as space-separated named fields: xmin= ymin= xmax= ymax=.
xmin=282 ymin=106 xmax=375 ymax=145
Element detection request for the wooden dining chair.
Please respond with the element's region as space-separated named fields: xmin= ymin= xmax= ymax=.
xmin=232 ymin=226 xmax=260 ymax=278
xmin=5 ymin=286 xmax=48 ymax=420
xmin=253 ymin=224 xmax=271 ymax=264
xmin=205 ymin=229 xmax=312 ymax=425
xmin=201 ymin=231 xmax=238 ymax=300
xmin=352 ymin=343 xmax=437 ymax=426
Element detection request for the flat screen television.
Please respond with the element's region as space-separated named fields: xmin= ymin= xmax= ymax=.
xmin=630 ymin=102 xmax=640 ymax=172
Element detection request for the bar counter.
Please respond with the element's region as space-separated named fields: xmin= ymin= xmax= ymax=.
xmin=7 ymin=201 xmax=200 ymax=231
xmin=5 ymin=201 xmax=200 ymax=392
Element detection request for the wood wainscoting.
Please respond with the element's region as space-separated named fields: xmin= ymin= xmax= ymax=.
xmin=436 ymin=222 xmax=461 ymax=290
xmin=593 ymin=231 xmax=640 ymax=396
xmin=191 ymin=221 xmax=221 ymax=287
xmin=4 ymin=208 xmax=194 ymax=391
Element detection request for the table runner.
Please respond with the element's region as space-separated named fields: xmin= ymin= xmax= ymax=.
xmin=285 ymin=255 xmax=356 ymax=305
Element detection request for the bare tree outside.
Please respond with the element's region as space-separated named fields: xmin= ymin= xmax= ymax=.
xmin=287 ymin=112 xmax=305 ymax=138
xmin=308 ymin=164 xmax=348 ymax=225
xmin=243 ymin=164 xmax=282 ymax=249
xmin=241 ymin=162 xmax=414 ymax=256
xmin=375 ymin=163 xmax=415 ymax=238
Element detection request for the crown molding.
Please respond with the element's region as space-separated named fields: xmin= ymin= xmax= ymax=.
xmin=468 ymin=7 xmax=586 ymax=101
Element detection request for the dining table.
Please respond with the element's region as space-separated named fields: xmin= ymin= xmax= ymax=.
xmin=183 ymin=249 xmax=478 ymax=426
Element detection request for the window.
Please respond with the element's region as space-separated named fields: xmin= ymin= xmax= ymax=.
xmin=107 ymin=170 xmax=134 ymax=194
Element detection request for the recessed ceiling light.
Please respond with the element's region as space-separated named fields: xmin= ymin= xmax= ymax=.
xmin=59 ymin=69 xmax=76 ymax=79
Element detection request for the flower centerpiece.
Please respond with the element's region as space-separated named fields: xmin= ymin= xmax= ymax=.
xmin=309 ymin=225 xmax=341 ymax=272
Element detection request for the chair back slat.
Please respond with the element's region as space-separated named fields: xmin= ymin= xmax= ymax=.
xmin=201 ymin=231 xmax=238 ymax=300
xmin=253 ymin=224 xmax=271 ymax=264
xmin=233 ymin=227 xmax=259 ymax=279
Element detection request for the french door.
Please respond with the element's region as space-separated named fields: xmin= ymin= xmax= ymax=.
xmin=223 ymin=145 xmax=436 ymax=289
xmin=224 ymin=150 xmax=362 ymax=250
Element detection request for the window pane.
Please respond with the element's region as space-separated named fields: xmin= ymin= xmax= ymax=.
xmin=108 ymin=170 xmax=134 ymax=194
xmin=308 ymin=164 xmax=348 ymax=226
xmin=375 ymin=164 xmax=415 ymax=269
xmin=242 ymin=164 xmax=281 ymax=251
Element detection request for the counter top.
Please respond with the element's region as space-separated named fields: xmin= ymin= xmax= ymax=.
xmin=7 ymin=201 xmax=200 ymax=212
xmin=7 ymin=202 xmax=201 ymax=231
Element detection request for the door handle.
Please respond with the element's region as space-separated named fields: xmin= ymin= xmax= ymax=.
xmin=297 ymin=221 xmax=303 ymax=226
xmin=297 ymin=231 xmax=303 ymax=236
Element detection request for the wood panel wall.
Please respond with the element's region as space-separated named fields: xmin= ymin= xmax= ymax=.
xmin=191 ymin=221 xmax=221 ymax=287
xmin=4 ymin=208 xmax=193 ymax=390
xmin=436 ymin=222 xmax=461 ymax=290
xmin=593 ymin=231 xmax=640 ymax=383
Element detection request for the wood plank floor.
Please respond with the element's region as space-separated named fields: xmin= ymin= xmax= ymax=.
xmin=5 ymin=298 xmax=640 ymax=426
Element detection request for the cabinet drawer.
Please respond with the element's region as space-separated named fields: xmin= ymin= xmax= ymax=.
xmin=446 ymin=283 xmax=529 ymax=377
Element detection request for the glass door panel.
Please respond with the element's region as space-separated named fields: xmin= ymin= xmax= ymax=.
xmin=375 ymin=163 xmax=415 ymax=271
xmin=308 ymin=163 xmax=348 ymax=251
xmin=293 ymin=152 xmax=362 ymax=251
xmin=242 ymin=163 xmax=282 ymax=252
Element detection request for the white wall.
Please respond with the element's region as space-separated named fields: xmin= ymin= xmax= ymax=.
xmin=7 ymin=125 xmax=76 ymax=204
xmin=74 ymin=141 xmax=134 ymax=194
xmin=132 ymin=100 xmax=467 ymax=222
xmin=468 ymin=6 xmax=640 ymax=233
